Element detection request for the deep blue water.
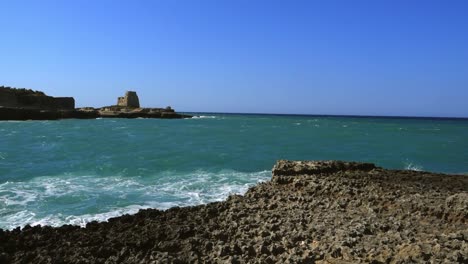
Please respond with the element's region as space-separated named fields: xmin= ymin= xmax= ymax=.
xmin=0 ymin=114 xmax=467 ymax=229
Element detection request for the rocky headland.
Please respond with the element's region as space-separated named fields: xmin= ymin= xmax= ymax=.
xmin=0 ymin=160 xmax=466 ymax=263
xmin=0 ymin=87 xmax=191 ymax=120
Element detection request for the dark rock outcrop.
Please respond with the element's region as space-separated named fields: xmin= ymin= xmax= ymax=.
xmin=272 ymin=160 xmax=377 ymax=177
xmin=0 ymin=160 xmax=466 ymax=263
xmin=0 ymin=108 xmax=100 ymax=121
xmin=0 ymin=106 xmax=190 ymax=120
xmin=0 ymin=86 xmax=74 ymax=110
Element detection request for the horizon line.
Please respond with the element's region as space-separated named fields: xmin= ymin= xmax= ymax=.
xmin=180 ymin=111 xmax=468 ymax=120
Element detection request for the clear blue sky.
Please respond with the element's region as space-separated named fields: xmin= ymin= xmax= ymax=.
xmin=1 ymin=0 xmax=467 ymax=117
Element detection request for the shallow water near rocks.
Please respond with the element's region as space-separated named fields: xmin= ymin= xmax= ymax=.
xmin=0 ymin=114 xmax=467 ymax=229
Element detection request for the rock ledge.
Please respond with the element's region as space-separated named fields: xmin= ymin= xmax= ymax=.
xmin=0 ymin=160 xmax=466 ymax=263
xmin=272 ymin=160 xmax=377 ymax=176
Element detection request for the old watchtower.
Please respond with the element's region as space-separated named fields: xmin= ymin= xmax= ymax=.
xmin=117 ymin=91 xmax=140 ymax=108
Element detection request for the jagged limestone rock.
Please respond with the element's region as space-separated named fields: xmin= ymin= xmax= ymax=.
xmin=1 ymin=161 xmax=466 ymax=263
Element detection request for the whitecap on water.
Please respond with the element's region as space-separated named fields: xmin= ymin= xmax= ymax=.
xmin=191 ymin=115 xmax=217 ymax=119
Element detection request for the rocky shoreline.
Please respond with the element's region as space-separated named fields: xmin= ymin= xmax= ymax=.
xmin=0 ymin=107 xmax=191 ymax=120
xmin=0 ymin=160 xmax=466 ymax=263
xmin=0 ymin=87 xmax=191 ymax=120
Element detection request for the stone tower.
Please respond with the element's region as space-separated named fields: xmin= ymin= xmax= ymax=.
xmin=117 ymin=91 xmax=140 ymax=108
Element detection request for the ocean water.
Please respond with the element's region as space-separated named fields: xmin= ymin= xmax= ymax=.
xmin=1 ymin=114 xmax=467 ymax=230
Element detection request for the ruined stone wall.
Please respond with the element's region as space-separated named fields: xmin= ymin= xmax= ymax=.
xmin=117 ymin=91 xmax=140 ymax=108
xmin=117 ymin=97 xmax=126 ymax=106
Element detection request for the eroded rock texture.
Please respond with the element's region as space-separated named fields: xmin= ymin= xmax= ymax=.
xmin=0 ymin=161 xmax=466 ymax=263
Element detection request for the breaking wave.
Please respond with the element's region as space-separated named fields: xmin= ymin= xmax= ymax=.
xmin=0 ymin=170 xmax=271 ymax=230
xmin=404 ymin=162 xmax=423 ymax=171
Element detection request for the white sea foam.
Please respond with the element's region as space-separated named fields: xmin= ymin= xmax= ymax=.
xmin=404 ymin=162 xmax=423 ymax=171
xmin=0 ymin=170 xmax=271 ymax=230
xmin=191 ymin=115 xmax=217 ymax=119
xmin=0 ymin=182 xmax=39 ymax=206
xmin=0 ymin=205 xmax=150 ymax=230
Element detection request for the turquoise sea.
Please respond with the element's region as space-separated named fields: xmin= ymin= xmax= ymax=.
xmin=1 ymin=114 xmax=467 ymax=230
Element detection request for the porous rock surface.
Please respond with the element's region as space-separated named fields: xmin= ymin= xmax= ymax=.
xmin=0 ymin=160 xmax=466 ymax=263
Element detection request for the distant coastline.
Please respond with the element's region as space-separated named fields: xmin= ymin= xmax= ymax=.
xmin=0 ymin=87 xmax=191 ymax=120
